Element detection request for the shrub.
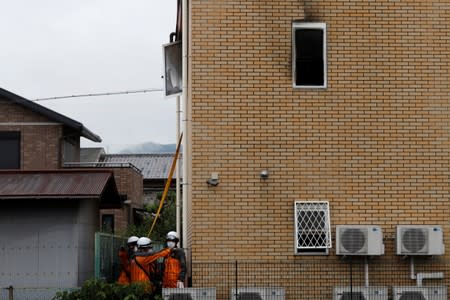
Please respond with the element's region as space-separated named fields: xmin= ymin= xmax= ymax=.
xmin=53 ymin=279 xmax=148 ymax=300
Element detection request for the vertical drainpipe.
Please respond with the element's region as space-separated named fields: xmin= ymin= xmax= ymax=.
xmin=176 ymin=95 xmax=181 ymax=237
xmin=181 ymin=0 xmax=189 ymax=249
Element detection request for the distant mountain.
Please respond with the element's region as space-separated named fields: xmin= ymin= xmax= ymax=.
xmin=119 ymin=142 xmax=177 ymax=154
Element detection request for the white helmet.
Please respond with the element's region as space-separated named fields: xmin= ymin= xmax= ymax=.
xmin=127 ymin=236 xmax=139 ymax=245
xmin=137 ymin=237 xmax=152 ymax=248
xmin=166 ymin=231 xmax=179 ymax=241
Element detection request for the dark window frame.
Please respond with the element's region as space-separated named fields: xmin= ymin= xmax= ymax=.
xmin=0 ymin=131 xmax=21 ymax=169
xmin=292 ymin=22 xmax=327 ymax=89
xmin=101 ymin=214 xmax=115 ymax=233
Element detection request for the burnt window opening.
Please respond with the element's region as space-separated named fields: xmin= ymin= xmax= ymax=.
xmin=0 ymin=131 xmax=20 ymax=169
xmin=293 ymin=23 xmax=327 ymax=88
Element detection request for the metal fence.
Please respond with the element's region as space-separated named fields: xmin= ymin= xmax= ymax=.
xmin=3 ymin=247 xmax=449 ymax=299
xmin=94 ymin=232 xmax=126 ymax=282
xmin=94 ymin=232 xmax=164 ymax=283
xmin=190 ymin=258 xmax=449 ymax=300
xmin=0 ymin=287 xmax=78 ymax=300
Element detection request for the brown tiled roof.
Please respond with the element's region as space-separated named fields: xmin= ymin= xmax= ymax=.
xmin=0 ymin=170 xmax=121 ymax=208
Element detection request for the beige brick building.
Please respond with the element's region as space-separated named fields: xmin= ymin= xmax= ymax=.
xmin=180 ymin=0 xmax=450 ymax=298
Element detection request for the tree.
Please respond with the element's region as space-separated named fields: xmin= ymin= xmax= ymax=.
xmin=123 ymin=191 xmax=176 ymax=244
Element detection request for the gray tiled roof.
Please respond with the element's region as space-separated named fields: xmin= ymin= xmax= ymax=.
xmin=80 ymin=148 xmax=106 ymax=163
xmin=100 ymin=153 xmax=182 ymax=180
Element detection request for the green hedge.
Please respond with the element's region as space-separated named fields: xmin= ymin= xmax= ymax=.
xmin=53 ymin=279 xmax=156 ymax=300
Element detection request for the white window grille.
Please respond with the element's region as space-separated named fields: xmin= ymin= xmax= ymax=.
xmin=295 ymin=201 xmax=331 ymax=254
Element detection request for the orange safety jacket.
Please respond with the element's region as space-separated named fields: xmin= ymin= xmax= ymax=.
xmin=117 ymin=248 xmax=131 ymax=285
xmin=130 ymin=248 xmax=171 ymax=289
xmin=163 ymin=248 xmax=186 ymax=288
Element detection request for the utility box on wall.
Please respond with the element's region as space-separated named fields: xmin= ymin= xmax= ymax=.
xmin=231 ymin=287 xmax=285 ymax=300
xmin=162 ymin=287 xmax=216 ymax=300
xmin=396 ymin=225 xmax=444 ymax=256
xmin=336 ymin=225 xmax=384 ymax=256
xmin=333 ymin=286 xmax=388 ymax=300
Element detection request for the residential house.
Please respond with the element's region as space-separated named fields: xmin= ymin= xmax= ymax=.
xmin=0 ymin=88 xmax=142 ymax=297
xmin=99 ymin=153 xmax=182 ymax=205
xmin=180 ymin=1 xmax=450 ymax=299
xmin=79 ymin=150 xmax=182 ymax=230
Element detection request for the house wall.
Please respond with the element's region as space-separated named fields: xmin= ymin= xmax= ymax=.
xmin=0 ymin=199 xmax=98 ymax=290
xmin=101 ymin=167 xmax=143 ymax=233
xmin=188 ymin=0 xmax=450 ymax=264
xmin=0 ymin=99 xmax=64 ymax=169
xmin=77 ymin=198 xmax=100 ymax=283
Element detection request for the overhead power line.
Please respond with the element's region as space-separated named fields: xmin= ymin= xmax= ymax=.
xmin=32 ymin=88 xmax=164 ymax=102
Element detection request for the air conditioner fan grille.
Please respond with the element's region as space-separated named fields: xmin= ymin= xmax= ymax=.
xmin=398 ymin=291 xmax=426 ymax=300
xmin=401 ymin=229 xmax=427 ymax=253
xmin=339 ymin=292 xmax=366 ymax=300
xmin=237 ymin=293 xmax=263 ymax=300
xmin=168 ymin=293 xmax=194 ymax=300
xmin=340 ymin=228 xmax=367 ymax=253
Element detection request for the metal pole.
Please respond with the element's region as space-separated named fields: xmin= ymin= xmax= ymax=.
xmin=364 ymin=256 xmax=369 ymax=287
xmin=181 ymin=0 xmax=189 ymax=249
xmin=235 ymin=261 xmax=238 ymax=300
xmin=349 ymin=258 xmax=353 ymax=300
xmin=8 ymin=285 xmax=13 ymax=300
xmin=176 ymin=95 xmax=181 ymax=237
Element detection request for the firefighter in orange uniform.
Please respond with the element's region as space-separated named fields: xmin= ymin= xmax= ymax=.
xmin=117 ymin=236 xmax=139 ymax=285
xmin=130 ymin=237 xmax=171 ymax=298
xmin=162 ymin=231 xmax=186 ymax=288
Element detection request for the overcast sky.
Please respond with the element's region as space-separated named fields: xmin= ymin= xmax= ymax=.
xmin=0 ymin=1 xmax=178 ymax=153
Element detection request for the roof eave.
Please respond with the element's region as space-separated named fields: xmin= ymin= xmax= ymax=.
xmin=81 ymin=127 xmax=102 ymax=143
xmin=0 ymin=88 xmax=102 ymax=143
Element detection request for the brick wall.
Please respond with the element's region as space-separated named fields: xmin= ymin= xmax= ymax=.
xmin=100 ymin=167 xmax=143 ymax=233
xmin=188 ymin=0 xmax=450 ymax=263
xmin=0 ymin=100 xmax=63 ymax=169
xmin=0 ymin=99 xmax=144 ymax=234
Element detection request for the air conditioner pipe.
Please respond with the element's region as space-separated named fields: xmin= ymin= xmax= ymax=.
xmin=364 ymin=257 xmax=369 ymax=287
xmin=409 ymin=256 xmax=444 ymax=287
xmin=410 ymin=256 xmax=415 ymax=280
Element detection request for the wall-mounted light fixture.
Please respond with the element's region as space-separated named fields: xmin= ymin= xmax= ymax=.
xmin=260 ymin=169 xmax=269 ymax=179
xmin=206 ymin=172 xmax=219 ymax=186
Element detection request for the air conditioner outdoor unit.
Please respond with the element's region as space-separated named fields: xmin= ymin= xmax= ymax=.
xmin=231 ymin=287 xmax=285 ymax=300
xmin=336 ymin=225 xmax=384 ymax=255
xmin=396 ymin=225 xmax=445 ymax=256
xmin=162 ymin=288 xmax=216 ymax=300
xmin=392 ymin=286 xmax=447 ymax=300
xmin=333 ymin=286 xmax=388 ymax=300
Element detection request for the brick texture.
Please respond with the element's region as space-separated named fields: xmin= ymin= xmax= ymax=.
xmin=188 ymin=0 xmax=450 ymax=263
xmin=0 ymin=99 xmax=144 ymax=233
xmin=101 ymin=167 xmax=144 ymax=232
xmin=0 ymin=100 xmax=63 ymax=169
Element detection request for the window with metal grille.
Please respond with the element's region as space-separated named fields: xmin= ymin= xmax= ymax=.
xmin=295 ymin=201 xmax=331 ymax=254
